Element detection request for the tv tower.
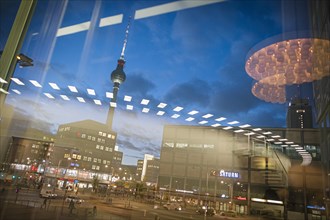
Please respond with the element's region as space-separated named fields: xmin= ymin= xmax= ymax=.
xmin=106 ymin=18 xmax=131 ymax=130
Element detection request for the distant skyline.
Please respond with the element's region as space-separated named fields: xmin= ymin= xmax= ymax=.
xmin=1 ymin=0 xmax=317 ymax=165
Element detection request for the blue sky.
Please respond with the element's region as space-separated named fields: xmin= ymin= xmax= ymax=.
xmin=1 ymin=0 xmax=314 ymax=165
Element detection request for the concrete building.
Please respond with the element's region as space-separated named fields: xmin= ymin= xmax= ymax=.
xmin=158 ymin=125 xmax=322 ymax=219
xmin=286 ymin=98 xmax=313 ymax=128
xmin=42 ymin=119 xmax=123 ymax=192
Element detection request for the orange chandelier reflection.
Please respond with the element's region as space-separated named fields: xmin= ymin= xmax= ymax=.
xmin=245 ymin=38 xmax=330 ymax=103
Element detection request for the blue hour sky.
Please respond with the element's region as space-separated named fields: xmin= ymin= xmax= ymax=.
xmin=1 ymin=0 xmax=314 ymax=165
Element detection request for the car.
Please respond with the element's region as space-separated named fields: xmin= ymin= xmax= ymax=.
xmin=219 ymin=210 xmax=237 ymax=217
xmin=65 ymin=195 xmax=84 ymax=204
xmin=40 ymin=190 xmax=57 ymax=199
xmin=196 ymin=207 xmax=216 ymax=216
xmin=163 ymin=203 xmax=182 ymax=211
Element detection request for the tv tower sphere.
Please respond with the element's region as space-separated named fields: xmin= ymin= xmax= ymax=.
xmin=111 ymin=58 xmax=126 ymax=85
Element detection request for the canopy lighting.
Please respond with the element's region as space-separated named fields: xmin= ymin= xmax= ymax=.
xmin=246 ymin=37 xmax=330 ymax=103
xmin=141 ymin=99 xmax=150 ymax=105
xmin=106 ymin=92 xmax=113 ymax=98
xmin=124 ymin=95 xmax=132 ymax=102
xmin=30 ymin=80 xmax=42 ymax=88
xmin=199 ymin=120 xmax=208 ymax=124
xmin=202 ymin=114 xmax=213 ymax=118
xmin=77 ymin=97 xmax=85 ymax=103
xmin=171 ymin=114 xmax=180 ymax=118
xmin=49 ymin=83 xmax=60 ymax=90
xmin=60 ymin=95 xmax=70 ymax=100
xmin=173 ymin=106 xmax=183 ymax=112
xmin=142 ymin=108 xmax=149 ymax=113
xmin=93 ymin=99 xmax=101 ymax=105
xmin=126 ymin=105 xmax=133 ymax=110
xmin=157 ymin=111 xmax=165 ymax=116
xmin=68 ymin=86 xmax=78 ymax=93
xmin=228 ymin=121 xmax=239 ymax=125
xmin=157 ymin=102 xmax=167 ymax=108
xmin=87 ymin=89 xmax=96 ymax=95
xmin=188 ymin=110 xmax=199 ymax=115
xmin=44 ymin=93 xmax=54 ymax=99
xmin=185 ymin=117 xmax=194 ymax=121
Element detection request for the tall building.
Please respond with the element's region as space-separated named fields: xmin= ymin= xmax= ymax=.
xmin=41 ymin=120 xmax=123 ymax=191
xmin=286 ymin=98 xmax=313 ymax=128
xmin=106 ymin=20 xmax=130 ymax=130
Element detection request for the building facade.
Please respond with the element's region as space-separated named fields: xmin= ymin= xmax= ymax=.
xmin=286 ymin=98 xmax=313 ymax=128
xmin=158 ymin=125 xmax=322 ymax=219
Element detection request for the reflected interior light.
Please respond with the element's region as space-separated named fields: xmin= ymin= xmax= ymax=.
xmin=93 ymin=99 xmax=101 ymax=105
xmin=246 ymin=38 xmax=330 ymax=103
xmin=211 ymin=123 xmax=221 ymax=127
xmin=124 ymin=95 xmax=132 ymax=102
xmin=68 ymin=85 xmax=78 ymax=93
xmin=29 ymin=80 xmax=42 ymax=88
xmin=77 ymin=97 xmax=85 ymax=103
xmin=60 ymin=95 xmax=70 ymax=100
xmin=171 ymin=114 xmax=180 ymax=118
xmin=49 ymin=82 xmax=60 ymax=90
xmin=239 ymin=124 xmax=251 ymax=128
xmin=202 ymin=114 xmax=213 ymax=118
xmin=157 ymin=102 xmax=167 ymax=108
xmin=44 ymin=93 xmax=55 ymax=99
xmin=157 ymin=111 xmax=165 ymax=116
xmin=87 ymin=88 xmax=96 ymax=95
xmin=185 ymin=117 xmax=194 ymax=121
xmin=142 ymin=108 xmax=149 ymax=113
xmin=126 ymin=105 xmax=133 ymax=110
xmin=251 ymin=198 xmax=266 ymax=203
xmin=223 ymin=126 xmax=233 ymax=130
xmin=11 ymin=78 xmax=25 ymax=85
xmin=199 ymin=120 xmax=208 ymax=124
xmin=106 ymin=92 xmax=113 ymax=98
xmin=188 ymin=110 xmax=199 ymax=115
xmin=12 ymin=89 xmax=21 ymax=94
xmin=267 ymin=200 xmax=283 ymax=205
xmin=141 ymin=99 xmax=150 ymax=105
xmin=228 ymin=121 xmax=239 ymax=125
xmin=110 ymin=102 xmax=117 ymax=107
xmin=215 ymin=117 xmax=226 ymax=121
xmin=173 ymin=106 xmax=183 ymax=112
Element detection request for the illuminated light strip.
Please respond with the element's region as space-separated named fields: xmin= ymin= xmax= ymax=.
xmin=274 ymin=142 xmax=282 ymax=144
xmin=68 ymin=86 xmax=78 ymax=93
xmin=124 ymin=95 xmax=132 ymax=102
xmin=279 ymin=138 xmax=288 ymax=141
xmin=171 ymin=114 xmax=180 ymax=119
xmin=29 ymin=80 xmax=42 ymax=88
xmin=256 ymin=135 xmax=265 ymax=138
xmin=157 ymin=111 xmax=165 ymax=116
xmin=215 ymin=117 xmax=226 ymax=122
xmin=94 ymin=99 xmax=101 ymax=105
xmin=202 ymin=114 xmax=213 ymax=118
xmin=134 ymin=0 xmax=226 ymax=20
xmin=252 ymin=128 xmax=262 ymax=131
xmin=263 ymin=131 xmax=272 ymax=135
xmin=199 ymin=120 xmax=208 ymax=124
xmin=234 ymin=129 xmax=244 ymax=133
xmin=185 ymin=117 xmax=194 ymax=121
xmin=228 ymin=121 xmax=239 ymax=125
xmin=271 ymin=135 xmax=281 ymax=138
xmin=106 ymin=92 xmax=113 ymax=99
xmin=157 ymin=103 xmax=167 ymax=108
xmin=239 ymin=124 xmax=251 ymax=128
xmin=211 ymin=123 xmax=221 ymax=127
xmin=173 ymin=106 xmax=183 ymax=112
xmin=244 ymin=132 xmax=255 ymax=136
xmin=223 ymin=126 xmax=233 ymax=130
xmin=57 ymin=21 xmax=91 ymax=37
xmin=188 ymin=110 xmax=199 ymax=115
xmin=251 ymin=198 xmax=266 ymax=203
xmin=87 ymin=89 xmax=96 ymax=95
xmin=49 ymin=83 xmax=60 ymax=90
xmin=44 ymin=93 xmax=54 ymax=99
xmin=77 ymin=97 xmax=85 ymax=103
xmin=266 ymin=138 xmax=275 ymax=141
xmin=0 ymin=88 xmax=9 ymax=94
xmin=0 ymin=77 xmax=8 ymax=84
xmin=12 ymin=89 xmax=21 ymax=94
xmin=142 ymin=108 xmax=149 ymax=113
xmin=141 ymin=99 xmax=150 ymax=105
xmin=126 ymin=105 xmax=133 ymax=110
xmin=60 ymin=95 xmax=70 ymax=100
xmin=99 ymin=14 xmax=123 ymax=27
xmin=295 ymin=147 xmax=303 ymax=150
xmin=285 ymin=141 xmax=294 ymax=144
xmin=267 ymin=200 xmax=283 ymax=205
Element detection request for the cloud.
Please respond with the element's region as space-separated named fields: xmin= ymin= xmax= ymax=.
xmin=164 ymin=78 xmax=213 ymax=108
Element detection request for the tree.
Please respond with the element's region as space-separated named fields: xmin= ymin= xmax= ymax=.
xmin=92 ymin=175 xmax=99 ymax=193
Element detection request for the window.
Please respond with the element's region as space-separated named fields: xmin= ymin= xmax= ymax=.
xmin=107 ymin=134 xmax=112 ymax=138
xmin=105 ymin=147 xmax=109 ymax=151
xmin=96 ymin=145 xmax=100 ymax=149
xmin=97 ymin=159 xmax=101 ymax=163
xmin=163 ymin=142 xmax=174 ymax=148
xmin=83 ymin=156 xmax=87 ymax=161
xmin=176 ymin=143 xmax=188 ymax=148
xmin=93 ymin=158 xmax=97 ymax=162
xmin=100 ymin=145 xmax=104 ymax=150
xmin=77 ymin=155 xmax=81 ymax=160
xmin=88 ymin=157 xmax=92 ymax=162
xmin=81 ymin=134 xmax=86 ymax=138
xmin=98 ymin=131 xmax=103 ymax=136
xmin=92 ymin=137 xmax=96 ymax=141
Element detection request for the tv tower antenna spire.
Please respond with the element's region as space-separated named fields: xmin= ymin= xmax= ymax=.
xmin=120 ymin=16 xmax=131 ymax=60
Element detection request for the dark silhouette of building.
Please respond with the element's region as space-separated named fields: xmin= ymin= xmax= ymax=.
xmin=286 ymin=98 xmax=313 ymax=128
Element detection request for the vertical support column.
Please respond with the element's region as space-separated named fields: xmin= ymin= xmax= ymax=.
xmin=247 ymin=134 xmax=251 ymax=215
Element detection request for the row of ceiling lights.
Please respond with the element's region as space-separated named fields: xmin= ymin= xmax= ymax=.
xmin=0 ymin=77 xmax=312 ymax=165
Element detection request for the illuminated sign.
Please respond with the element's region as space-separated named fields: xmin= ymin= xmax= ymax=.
xmin=210 ymin=169 xmax=240 ymax=178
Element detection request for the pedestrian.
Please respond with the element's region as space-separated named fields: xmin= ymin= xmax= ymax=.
xmin=69 ymin=200 xmax=75 ymax=215
xmin=93 ymin=206 xmax=97 ymax=216
xmin=41 ymin=198 xmax=47 ymax=209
